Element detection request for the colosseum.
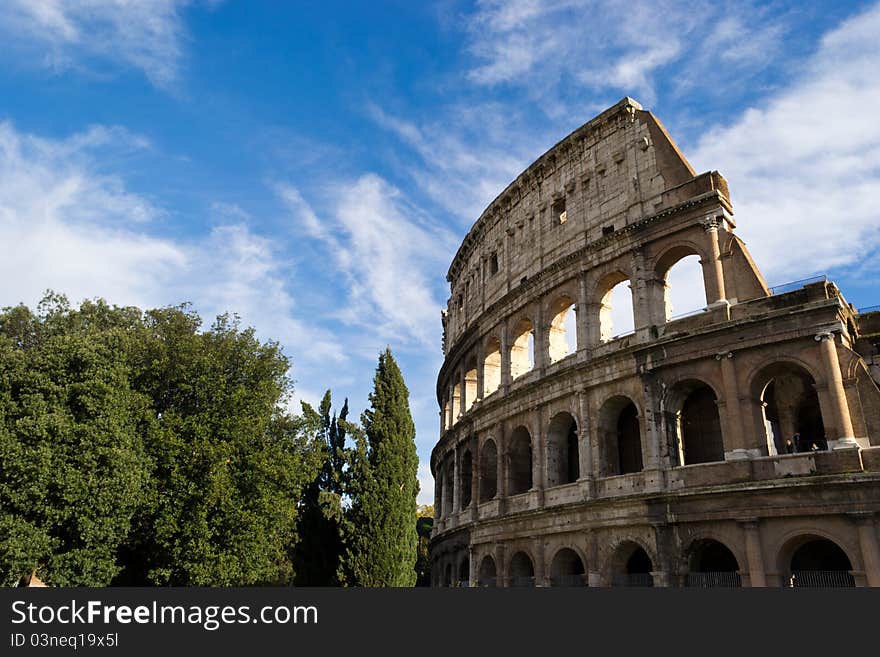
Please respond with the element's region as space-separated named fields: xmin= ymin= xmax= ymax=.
xmin=429 ymin=97 xmax=880 ymax=588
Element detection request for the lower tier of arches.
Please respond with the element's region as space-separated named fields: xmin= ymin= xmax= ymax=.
xmin=429 ymin=481 xmax=880 ymax=588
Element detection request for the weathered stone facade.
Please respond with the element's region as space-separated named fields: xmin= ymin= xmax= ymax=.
xmin=430 ymin=97 xmax=880 ymax=587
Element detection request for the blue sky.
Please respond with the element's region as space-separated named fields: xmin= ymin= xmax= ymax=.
xmin=1 ymin=1 xmax=879 ymax=505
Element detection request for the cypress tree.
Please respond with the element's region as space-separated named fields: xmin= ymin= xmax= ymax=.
xmin=341 ymin=348 xmax=419 ymax=586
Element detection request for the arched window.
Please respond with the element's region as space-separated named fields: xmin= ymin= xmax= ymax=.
xmin=600 ymin=277 xmax=635 ymax=342
xmin=686 ymin=539 xmax=741 ymax=587
xmin=460 ymin=449 xmax=473 ymax=509
xmin=464 ymin=357 xmax=478 ymax=412
xmin=550 ymin=548 xmax=586 ymax=587
xmin=510 ymin=319 xmax=535 ymax=379
xmin=483 ymin=337 xmax=502 ymax=397
xmin=451 ymin=381 xmax=461 ymax=424
xmin=509 ymin=552 xmax=535 ymax=587
xmin=478 ymin=556 xmax=497 ymax=587
xmin=507 ymin=426 xmax=533 ymax=495
xmin=756 ymin=363 xmax=826 ymax=455
xmin=480 ymin=440 xmax=497 ymax=502
xmin=676 ymin=383 xmax=724 ymax=465
xmin=549 ymin=296 xmax=577 ymax=363
xmin=547 ymin=412 xmax=579 ymax=487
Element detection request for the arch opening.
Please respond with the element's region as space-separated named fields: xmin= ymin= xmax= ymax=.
xmin=677 ymin=383 xmax=724 ymax=465
xmin=787 ymin=538 xmax=854 ymax=588
xmin=460 ymin=449 xmax=473 ymax=510
xmin=464 ymin=357 xmax=478 ymax=412
xmin=507 ymin=426 xmax=533 ymax=495
xmin=600 ymin=278 xmax=635 ymax=342
xmin=599 ymin=397 xmax=643 ymax=476
xmin=510 ymin=319 xmax=535 ymax=379
xmin=757 ymin=363 xmax=826 ymax=455
xmin=479 ymin=440 xmax=497 ymax=502
xmin=549 ymin=296 xmax=577 ymax=363
xmin=611 ymin=544 xmax=654 ymax=587
xmin=509 ymin=552 xmax=535 ymax=587
xmin=478 ymin=556 xmax=497 ymax=588
xmin=458 ymin=557 xmax=470 ymax=587
xmin=451 ymin=381 xmax=461 ymax=425
xmin=547 ymin=412 xmax=579 ymax=487
xmin=661 ymin=252 xmax=707 ymax=321
xmin=550 ymin=548 xmax=586 ymax=587
xmin=686 ymin=539 xmax=741 ymax=587
xmin=483 ymin=337 xmax=501 ymax=397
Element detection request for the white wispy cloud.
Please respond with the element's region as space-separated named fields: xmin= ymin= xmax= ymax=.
xmin=0 ymin=0 xmax=198 ymax=87
xmin=277 ymin=175 xmax=458 ymax=350
xmin=690 ymin=2 xmax=880 ymax=283
xmin=0 ymin=120 xmax=343 ymax=378
xmin=465 ymin=0 xmax=787 ymax=106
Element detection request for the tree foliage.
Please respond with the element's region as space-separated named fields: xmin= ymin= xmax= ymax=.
xmin=0 ymin=294 xmax=323 ymax=586
xmin=340 ymin=348 xmax=419 ymax=587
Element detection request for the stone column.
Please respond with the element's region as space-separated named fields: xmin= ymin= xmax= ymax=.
xmin=717 ymin=351 xmax=756 ymax=459
xmin=641 ymin=374 xmax=662 ymax=471
xmin=468 ymin=545 xmax=477 ymax=588
xmin=476 ymin=341 xmax=485 ymax=402
xmin=448 ymin=381 xmax=456 ymax=429
xmin=630 ymin=248 xmax=657 ymax=334
xmin=534 ymin=540 xmax=546 ymax=587
xmin=586 ymin=302 xmax=603 ymax=345
xmin=452 ymin=446 xmax=460 ymax=514
xmin=852 ymin=513 xmax=880 ymax=587
xmin=500 ymin=324 xmax=511 ymax=393
xmin=576 ymin=274 xmax=590 ymax=355
xmin=496 ymin=544 xmax=508 ymax=587
xmin=433 ymin=464 xmax=441 ymax=525
xmin=471 ymin=437 xmax=481 ymax=521
xmin=460 ymin=369 xmax=468 ymax=417
xmin=816 ymin=331 xmax=857 ymax=448
xmin=534 ymin=303 xmax=547 ymax=375
xmin=740 ymin=519 xmax=766 ymax=587
xmin=497 ymin=423 xmax=507 ymax=516
xmin=533 ymin=408 xmax=546 ymax=508
xmin=577 ymin=390 xmax=595 ymax=496
xmin=700 ymin=216 xmax=728 ymax=306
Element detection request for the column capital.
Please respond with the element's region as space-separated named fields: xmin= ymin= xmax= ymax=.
xmin=715 ymin=351 xmax=734 ymax=360
xmin=699 ymin=215 xmax=720 ymax=231
xmin=814 ymin=331 xmax=835 ymax=342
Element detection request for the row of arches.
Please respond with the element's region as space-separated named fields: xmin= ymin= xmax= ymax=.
xmin=436 ymin=360 xmax=834 ymax=519
xmin=443 ymin=252 xmax=710 ymax=429
xmin=440 ymin=536 xmax=855 ymax=588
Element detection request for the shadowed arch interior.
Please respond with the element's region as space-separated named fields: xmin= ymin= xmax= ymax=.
xmin=459 ymin=449 xmax=473 ymax=509
xmin=509 ymin=551 xmax=535 ymax=587
xmin=478 ymin=555 xmax=497 ymax=587
xmin=756 ymin=362 xmax=826 ymax=455
xmin=599 ymin=396 xmax=643 ymax=475
xmin=479 ymin=440 xmax=497 ymax=502
xmin=550 ymin=548 xmax=585 ymax=587
xmin=507 ymin=426 xmax=533 ymax=495
xmin=547 ymin=411 xmax=579 ymax=486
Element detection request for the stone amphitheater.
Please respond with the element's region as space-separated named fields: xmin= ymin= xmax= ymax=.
xmin=429 ymin=97 xmax=880 ymax=588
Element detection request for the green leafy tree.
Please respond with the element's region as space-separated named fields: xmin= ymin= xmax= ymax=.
xmin=292 ymin=390 xmax=348 ymax=585
xmin=0 ymin=297 xmax=152 ymax=586
xmin=340 ymin=348 xmax=419 ymax=586
xmin=0 ymin=293 xmax=324 ymax=586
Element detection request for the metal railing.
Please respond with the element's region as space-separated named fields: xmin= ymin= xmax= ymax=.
xmin=550 ymin=574 xmax=588 ymax=587
xmin=510 ymin=576 xmax=536 ymax=587
xmin=858 ymin=304 xmax=880 ymax=314
xmin=686 ymin=571 xmax=742 ymax=588
xmin=611 ymin=573 xmax=654 ymax=588
xmin=667 ymin=307 xmax=706 ymax=322
xmin=768 ymin=274 xmax=827 ymax=296
xmin=477 ymin=577 xmax=497 ymax=588
xmin=787 ymin=570 xmax=855 ymax=588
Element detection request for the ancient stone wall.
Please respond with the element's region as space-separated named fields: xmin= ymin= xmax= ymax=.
xmin=431 ymin=98 xmax=880 ymax=587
